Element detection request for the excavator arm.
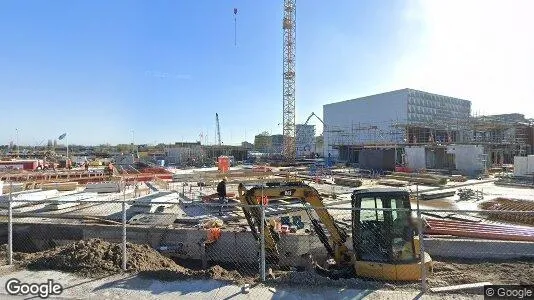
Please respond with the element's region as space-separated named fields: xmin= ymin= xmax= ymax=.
xmin=237 ymin=181 xmax=352 ymax=265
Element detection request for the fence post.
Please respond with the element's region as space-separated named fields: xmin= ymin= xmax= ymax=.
xmin=260 ymin=189 xmax=266 ymax=282
xmin=415 ymin=184 xmax=427 ymax=293
xmin=8 ymin=181 xmax=13 ymax=265
xmin=122 ymin=183 xmax=127 ymax=271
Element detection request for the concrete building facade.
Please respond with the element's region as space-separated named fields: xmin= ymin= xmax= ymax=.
xmin=296 ymin=124 xmax=316 ymax=157
xmin=323 ymin=89 xmax=471 ymax=159
xmin=165 ymin=145 xmax=204 ymax=165
xmin=254 ymin=133 xmax=271 ymax=153
xmin=271 ymin=135 xmax=284 ymax=154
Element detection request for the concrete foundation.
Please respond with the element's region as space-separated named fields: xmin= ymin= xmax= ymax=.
xmin=1 ymin=222 xmax=532 ymax=267
xmin=0 ymin=222 xmax=324 ymax=267
xmin=423 ymin=238 xmax=534 ymax=259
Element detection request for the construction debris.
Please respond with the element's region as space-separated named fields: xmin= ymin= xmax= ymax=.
xmin=457 ymin=188 xmax=483 ymax=201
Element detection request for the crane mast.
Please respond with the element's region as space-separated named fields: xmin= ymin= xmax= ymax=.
xmin=216 ymin=113 xmax=222 ymax=146
xmin=282 ymin=0 xmax=296 ymax=161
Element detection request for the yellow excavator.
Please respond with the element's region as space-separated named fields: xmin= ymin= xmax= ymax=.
xmin=237 ymin=181 xmax=432 ymax=281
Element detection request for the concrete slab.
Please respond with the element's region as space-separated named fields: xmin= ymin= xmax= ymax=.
xmin=424 ymin=238 xmax=534 ymax=259
xmin=0 ymin=269 xmax=478 ymax=299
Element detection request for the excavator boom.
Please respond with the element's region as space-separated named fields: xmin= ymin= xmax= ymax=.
xmin=237 ymin=181 xmax=352 ymax=265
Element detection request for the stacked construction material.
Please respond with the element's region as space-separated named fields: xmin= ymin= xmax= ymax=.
xmin=84 ymin=182 xmax=121 ymax=193
xmin=449 ymin=175 xmax=468 ymax=182
xmin=44 ymin=192 xmax=99 ymax=210
xmin=333 ymin=177 xmax=362 ymax=187
xmin=40 ymin=181 xmax=78 ymax=191
xmin=420 ymin=189 xmax=456 ymax=200
xmin=0 ymin=189 xmax=59 ymax=208
xmin=479 ymin=198 xmax=534 ymax=226
xmin=384 ymin=172 xmax=448 ymax=186
xmin=425 ymin=218 xmax=534 ymax=242
xmin=376 ymin=179 xmax=409 ymax=187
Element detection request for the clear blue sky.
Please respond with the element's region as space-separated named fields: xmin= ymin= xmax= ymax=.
xmin=2 ymin=1 xmax=532 ymax=146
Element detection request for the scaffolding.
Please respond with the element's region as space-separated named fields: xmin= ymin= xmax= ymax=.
xmin=326 ymin=114 xmax=534 ymax=165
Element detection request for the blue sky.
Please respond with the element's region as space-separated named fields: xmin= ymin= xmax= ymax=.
xmin=1 ymin=0 xmax=533 ymax=146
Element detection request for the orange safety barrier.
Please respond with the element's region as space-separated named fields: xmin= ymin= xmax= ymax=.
xmin=207 ymin=227 xmax=222 ymax=243
xmin=256 ymin=195 xmax=269 ymax=205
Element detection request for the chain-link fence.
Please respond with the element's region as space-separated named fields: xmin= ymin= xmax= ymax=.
xmin=0 ymin=181 xmax=533 ymax=296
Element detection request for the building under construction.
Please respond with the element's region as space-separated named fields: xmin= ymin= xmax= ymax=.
xmin=323 ymin=88 xmax=534 ymax=175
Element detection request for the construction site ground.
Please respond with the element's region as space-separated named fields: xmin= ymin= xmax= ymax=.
xmin=1 ymin=166 xmax=533 ymax=298
xmin=0 ymin=269 xmax=482 ymax=299
xmin=0 ymin=239 xmax=514 ymax=299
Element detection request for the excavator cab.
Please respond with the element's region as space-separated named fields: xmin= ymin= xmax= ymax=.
xmin=351 ymin=188 xmax=432 ymax=281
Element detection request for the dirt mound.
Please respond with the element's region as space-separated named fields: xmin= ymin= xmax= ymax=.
xmin=17 ymin=239 xmax=180 ymax=277
xmin=0 ymin=244 xmax=7 ymax=266
xmin=12 ymin=239 xmax=251 ymax=283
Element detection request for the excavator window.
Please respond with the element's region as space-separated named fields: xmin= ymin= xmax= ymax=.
xmin=357 ymin=197 xmax=388 ymax=262
xmin=389 ymin=198 xmax=417 ymax=262
xmin=352 ymin=190 xmax=418 ymax=264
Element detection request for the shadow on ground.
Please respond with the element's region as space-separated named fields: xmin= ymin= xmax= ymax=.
xmin=92 ymin=273 xmax=224 ymax=296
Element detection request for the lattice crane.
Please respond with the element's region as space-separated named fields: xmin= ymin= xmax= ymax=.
xmin=216 ymin=113 xmax=222 ymax=146
xmin=282 ymin=0 xmax=297 ymax=161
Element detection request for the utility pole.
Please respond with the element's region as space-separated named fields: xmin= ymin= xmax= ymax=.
xmin=131 ymin=130 xmax=135 ymax=156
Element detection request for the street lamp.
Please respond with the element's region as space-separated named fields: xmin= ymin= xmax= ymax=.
xmin=15 ymin=128 xmax=19 ymax=158
xmin=131 ymin=130 xmax=135 ymax=154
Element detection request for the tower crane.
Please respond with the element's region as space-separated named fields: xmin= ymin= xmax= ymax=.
xmin=216 ymin=113 xmax=222 ymax=146
xmin=282 ymin=0 xmax=297 ymax=162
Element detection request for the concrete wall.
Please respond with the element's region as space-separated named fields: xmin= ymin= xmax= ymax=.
xmin=405 ymin=146 xmax=426 ymax=170
xmin=2 ymin=222 xmax=533 ymax=267
xmin=447 ymin=145 xmax=485 ymax=175
xmin=0 ymin=222 xmax=324 ymax=266
xmin=323 ymin=89 xmax=408 ymax=158
xmin=424 ymin=238 xmax=534 ymax=259
xmin=514 ymin=156 xmax=529 ymax=176
xmin=358 ymin=149 xmax=396 ymax=170
xmin=528 ymin=155 xmax=534 ymax=174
